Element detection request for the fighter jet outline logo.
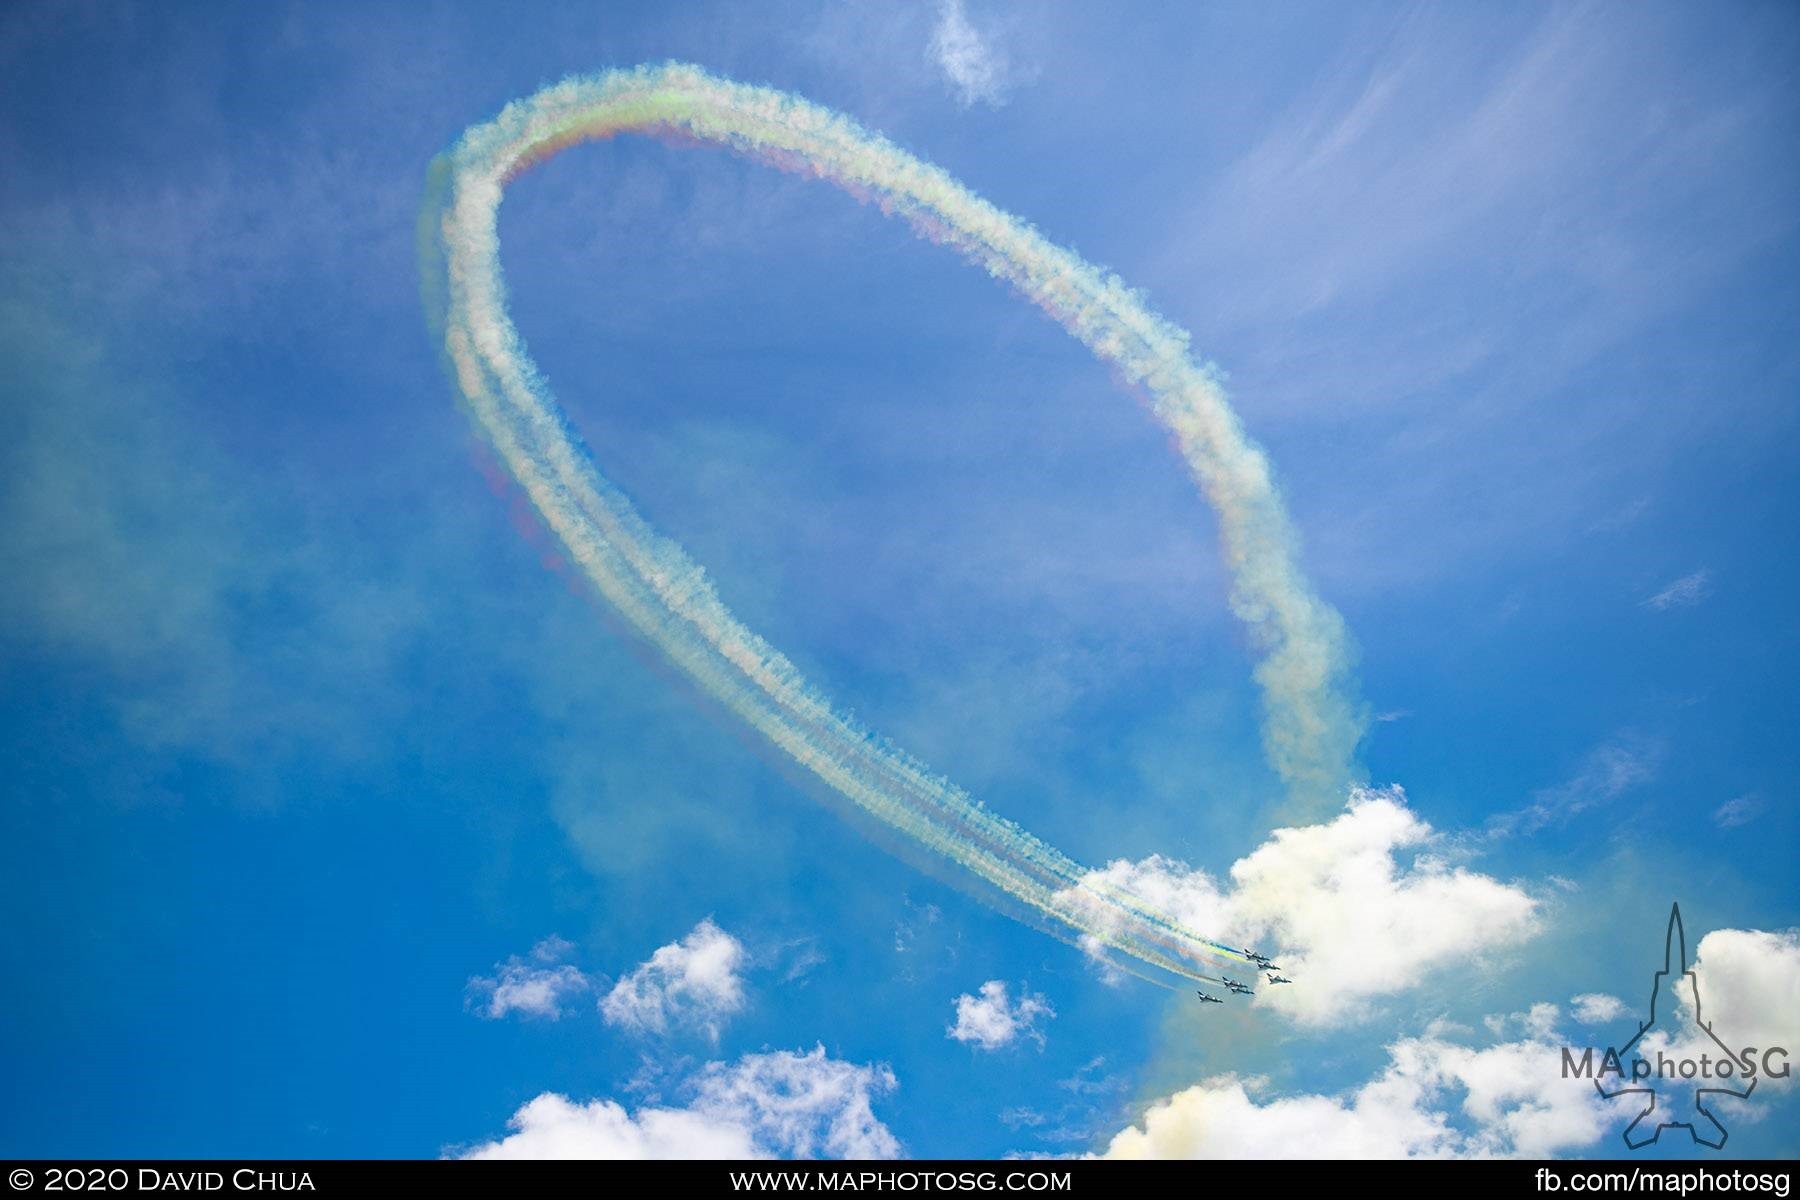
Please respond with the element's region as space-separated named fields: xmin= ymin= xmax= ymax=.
xmin=1596 ymin=903 xmax=1755 ymax=1150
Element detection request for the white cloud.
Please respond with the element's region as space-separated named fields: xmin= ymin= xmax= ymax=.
xmin=1570 ymin=994 xmax=1628 ymax=1024
xmin=459 ymin=1046 xmax=899 ymax=1160
xmin=1102 ymin=923 xmax=1799 ymax=1160
xmin=601 ymin=919 xmax=748 ymax=1041
xmin=690 ymin=1046 xmax=902 ymax=1159
xmin=1101 ymin=1005 xmax=1629 ymax=1159
xmin=1643 ymin=569 xmax=1713 ymax=611
xmin=1001 ymin=1057 xmax=1128 ymax=1148
xmin=1689 ymin=927 xmax=1800 ymax=1055
xmin=466 ymin=936 xmax=590 ymax=1021
xmin=947 ymin=980 xmax=1055 ymax=1051
xmin=776 ymin=938 xmax=827 ymax=985
xmin=1555 ymin=923 xmax=1799 ymax=1146
xmin=1490 ymin=737 xmax=1659 ymax=838
xmin=1713 ymin=795 xmax=1764 ymax=829
xmin=1063 ymin=788 xmax=1538 ymax=1026
xmin=459 ymin=1093 xmax=755 ymax=1159
xmin=1484 ymin=1003 xmax=1563 ymax=1041
xmin=892 ymin=898 xmax=964 ymax=984
xmin=928 ymin=0 xmax=1013 ymax=108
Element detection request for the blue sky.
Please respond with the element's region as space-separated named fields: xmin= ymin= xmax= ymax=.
xmin=1 ymin=0 xmax=1796 ymax=1160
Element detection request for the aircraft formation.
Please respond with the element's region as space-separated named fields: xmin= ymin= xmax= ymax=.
xmin=1193 ymin=949 xmax=1294 ymax=1006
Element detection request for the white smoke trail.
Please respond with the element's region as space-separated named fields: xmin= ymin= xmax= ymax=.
xmin=420 ymin=63 xmax=1364 ymax=984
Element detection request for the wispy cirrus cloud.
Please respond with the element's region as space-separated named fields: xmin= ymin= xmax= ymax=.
xmin=1487 ymin=736 xmax=1660 ymax=839
xmin=1144 ymin=4 xmax=1798 ymax=600
xmin=1001 ymin=1057 xmax=1128 ymax=1148
xmin=1642 ymin=569 xmax=1713 ymax=611
xmin=1713 ymin=794 xmax=1765 ymax=829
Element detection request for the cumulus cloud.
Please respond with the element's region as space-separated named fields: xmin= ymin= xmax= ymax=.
xmin=466 ymin=936 xmax=590 ymax=1021
xmin=689 ymin=1046 xmax=902 ymax=1158
xmin=1550 ymin=921 xmax=1799 ymax=1146
xmin=1101 ymin=1004 xmax=1630 ymax=1159
xmin=1689 ymin=927 xmax=1800 ymax=1055
xmin=1484 ymin=1003 xmax=1562 ymax=1041
xmin=459 ymin=1046 xmax=899 ymax=1160
xmin=1102 ymin=922 xmax=1799 ymax=1160
xmin=1643 ymin=569 xmax=1713 ymax=611
xmin=1064 ymin=788 xmax=1538 ymax=1026
xmin=601 ymin=919 xmax=748 ymax=1041
xmin=947 ymin=980 xmax=1055 ymax=1051
xmin=459 ymin=1093 xmax=755 ymax=1159
xmin=1570 ymin=994 xmax=1629 ymax=1025
xmin=928 ymin=0 xmax=1014 ymax=107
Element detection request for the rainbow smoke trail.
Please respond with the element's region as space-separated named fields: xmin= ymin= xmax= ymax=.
xmin=420 ymin=63 xmax=1363 ymax=985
